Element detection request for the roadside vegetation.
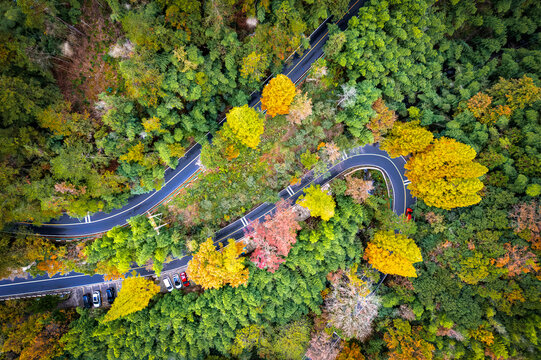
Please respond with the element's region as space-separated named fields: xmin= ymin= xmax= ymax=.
xmin=0 ymin=0 xmax=540 ymax=359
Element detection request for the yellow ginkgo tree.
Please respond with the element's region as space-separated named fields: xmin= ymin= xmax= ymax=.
xmin=380 ymin=120 xmax=434 ymax=158
xmin=187 ymin=238 xmax=249 ymax=290
xmin=223 ymin=104 xmax=265 ymax=149
xmin=405 ymin=137 xmax=488 ymax=210
xmin=364 ymin=230 xmax=422 ymax=277
xmin=297 ymin=184 xmax=336 ymax=221
xmin=103 ymin=276 xmax=160 ymax=322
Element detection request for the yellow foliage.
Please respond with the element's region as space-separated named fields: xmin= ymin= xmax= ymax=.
xmin=168 ymin=143 xmax=186 ymax=158
xmin=364 ymin=230 xmax=422 ymax=277
xmin=119 ymin=142 xmax=145 ymax=165
xmin=223 ymin=104 xmax=264 ymax=149
xmin=240 ymin=52 xmax=267 ymax=82
xmin=405 ymin=137 xmax=488 ymax=210
xmin=381 ymin=120 xmax=433 ymax=158
xmin=297 ymin=184 xmax=336 ymax=221
xmin=261 ymin=74 xmax=296 ymax=117
xmin=469 ymin=325 xmax=495 ymax=345
xmin=187 ymin=238 xmax=249 ymax=290
xmin=103 ymin=276 xmax=160 ymax=322
xmin=142 ymin=116 xmax=163 ymax=133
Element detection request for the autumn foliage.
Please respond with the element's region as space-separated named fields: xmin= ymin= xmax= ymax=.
xmin=337 ymin=341 xmax=365 ymax=360
xmin=103 ymin=276 xmax=160 ymax=322
xmin=0 ymin=299 xmax=75 ymax=360
xmin=364 ymin=230 xmax=423 ymax=277
xmin=297 ymin=184 xmax=336 ymax=221
xmin=384 ymin=319 xmax=435 ymax=360
xmin=286 ymin=90 xmax=313 ymax=125
xmin=345 ymin=175 xmax=374 ymax=204
xmin=381 ymin=120 xmax=434 ymax=158
xmin=261 ymin=74 xmax=296 ymax=117
xmin=405 ymin=137 xmax=488 ymax=210
xmin=492 ymin=243 xmax=540 ymax=277
xmin=305 ymin=331 xmax=342 ymax=360
xmin=367 ymin=98 xmax=397 ymax=142
xmin=187 ymin=238 xmax=249 ymax=290
xmin=223 ymin=104 xmax=265 ymax=149
xmin=510 ymin=201 xmax=540 ymax=250
xmin=467 ymin=76 xmax=540 ymax=125
xmin=245 ymin=200 xmax=301 ymax=273
xmin=467 ymin=92 xmax=511 ymax=125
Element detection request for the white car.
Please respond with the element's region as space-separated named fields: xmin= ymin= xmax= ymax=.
xmin=92 ymin=290 xmax=101 ymax=308
xmin=163 ymin=277 xmax=174 ymax=292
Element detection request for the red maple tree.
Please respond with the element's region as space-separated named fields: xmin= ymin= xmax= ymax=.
xmin=245 ymin=200 xmax=301 ymax=272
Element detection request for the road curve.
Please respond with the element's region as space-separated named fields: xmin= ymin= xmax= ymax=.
xmin=0 ymin=144 xmax=414 ymax=297
xmin=2 ymin=0 xmax=416 ymax=297
xmin=16 ymin=0 xmax=368 ymax=239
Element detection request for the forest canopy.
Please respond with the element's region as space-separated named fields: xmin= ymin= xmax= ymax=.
xmin=0 ymin=0 xmax=539 ymax=360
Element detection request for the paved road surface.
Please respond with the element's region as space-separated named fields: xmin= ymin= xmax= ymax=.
xmin=17 ymin=0 xmax=368 ymax=239
xmin=0 ymin=0 xmax=416 ymax=298
xmin=0 ymin=144 xmax=413 ymax=297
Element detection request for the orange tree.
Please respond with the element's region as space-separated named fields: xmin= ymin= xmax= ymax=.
xmin=260 ymin=74 xmax=296 ymax=117
xmin=187 ymin=238 xmax=249 ymax=290
xmin=337 ymin=341 xmax=365 ymax=360
xmin=405 ymin=137 xmax=488 ymax=209
xmin=364 ymin=230 xmax=422 ymax=277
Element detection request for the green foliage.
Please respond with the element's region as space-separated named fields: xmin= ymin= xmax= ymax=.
xmin=61 ymin=196 xmax=367 ymax=359
xmin=84 ymin=215 xmax=183 ymax=276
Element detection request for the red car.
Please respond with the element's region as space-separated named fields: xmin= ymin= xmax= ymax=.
xmin=180 ymin=272 xmax=190 ymax=287
xmin=405 ymin=208 xmax=413 ymax=221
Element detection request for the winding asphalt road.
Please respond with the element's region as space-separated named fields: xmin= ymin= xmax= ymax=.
xmin=0 ymin=0 xmax=415 ymax=298
xmin=17 ymin=0 xmax=368 ymax=240
xmin=1 ymin=144 xmax=413 ymax=297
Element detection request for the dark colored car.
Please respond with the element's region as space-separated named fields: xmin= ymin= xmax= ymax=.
xmin=82 ymin=293 xmax=92 ymax=308
xmin=180 ymin=272 xmax=190 ymax=287
xmin=406 ymin=207 xmax=413 ymax=221
xmin=106 ymin=288 xmax=116 ymax=304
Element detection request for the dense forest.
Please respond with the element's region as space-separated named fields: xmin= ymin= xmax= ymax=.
xmin=0 ymin=0 xmax=540 ymax=359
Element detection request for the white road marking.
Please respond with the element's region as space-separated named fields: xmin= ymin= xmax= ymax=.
xmin=286 ymin=186 xmax=295 ymax=196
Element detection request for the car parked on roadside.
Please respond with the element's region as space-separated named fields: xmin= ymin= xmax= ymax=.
xmin=82 ymin=293 xmax=92 ymax=308
xmin=406 ymin=207 xmax=413 ymax=221
xmin=180 ymin=272 xmax=190 ymax=288
xmin=92 ymin=290 xmax=101 ymax=308
xmin=106 ymin=287 xmax=116 ymax=304
xmin=172 ymin=274 xmax=182 ymax=289
xmin=163 ymin=276 xmax=174 ymax=292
